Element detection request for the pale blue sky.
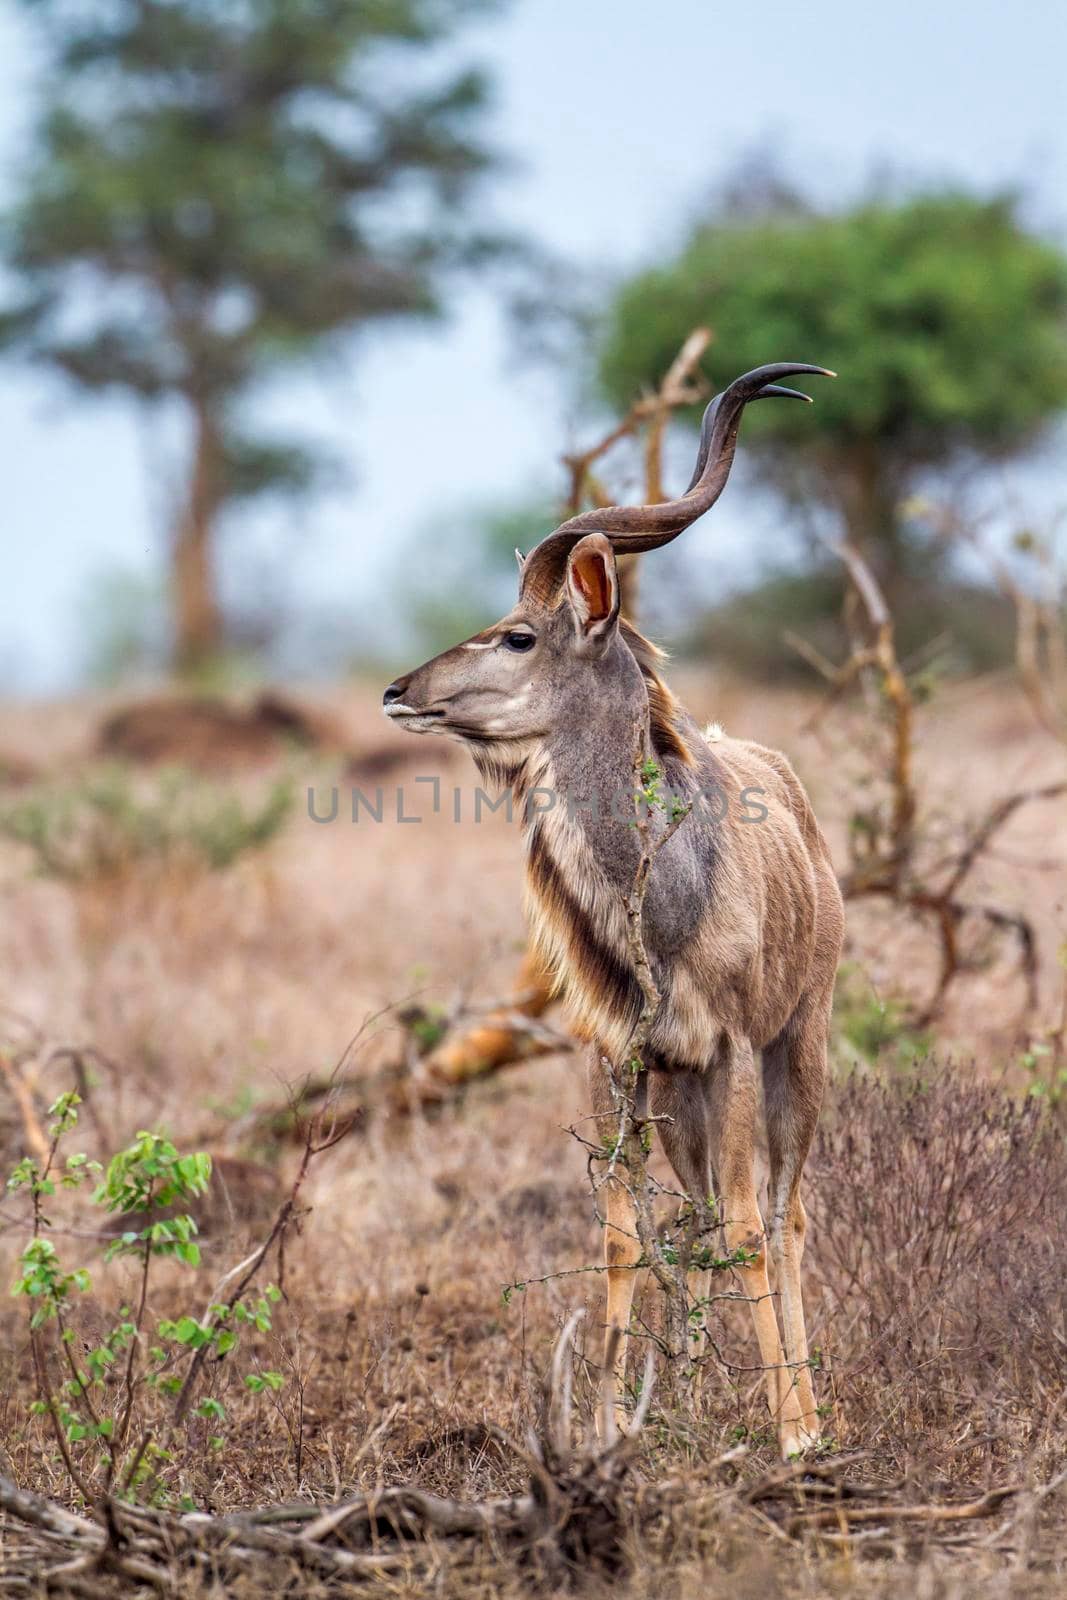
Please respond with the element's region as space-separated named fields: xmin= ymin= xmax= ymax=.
xmin=2 ymin=0 xmax=1065 ymax=693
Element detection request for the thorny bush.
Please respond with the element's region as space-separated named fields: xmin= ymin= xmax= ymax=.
xmin=806 ymin=1069 xmax=1067 ymax=1475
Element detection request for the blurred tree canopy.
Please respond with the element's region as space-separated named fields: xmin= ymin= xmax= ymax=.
xmin=599 ymin=191 xmax=1067 ymax=601
xmin=0 ymin=0 xmax=506 ymax=672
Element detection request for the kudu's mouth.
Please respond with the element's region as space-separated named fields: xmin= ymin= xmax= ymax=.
xmin=382 ymin=685 xmax=448 ymax=731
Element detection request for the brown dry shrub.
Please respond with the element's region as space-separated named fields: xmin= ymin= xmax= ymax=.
xmin=807 ymin=1068 xmax=1067 ymax=1475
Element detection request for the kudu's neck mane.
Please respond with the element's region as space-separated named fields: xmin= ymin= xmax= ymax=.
xmin=617 ymin=621 xmax=696 ymax=771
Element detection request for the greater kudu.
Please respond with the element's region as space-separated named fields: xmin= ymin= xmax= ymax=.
xmin=383 ymin=363 xmax=844 ymax=1456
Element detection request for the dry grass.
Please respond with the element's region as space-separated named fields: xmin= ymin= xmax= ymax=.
xmin=0 ymin=675 xmax=1065 ymax=1595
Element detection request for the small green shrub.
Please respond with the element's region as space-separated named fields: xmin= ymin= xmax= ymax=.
xmin=1019 ymin=1041 xmax=1067 ymax=1108
xmin=0 ymin=763 xmax=293 ymax=880
xmin=1019 ymin=945 xmax=1067 ymax=1109
xmin=8 ymin=1095 xmax=283 ymax=1504
xmin=832 ymin=963 xmax=932 ymax=1071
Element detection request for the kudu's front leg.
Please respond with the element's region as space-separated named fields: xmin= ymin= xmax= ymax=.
xmin=601 ymin=1173 xmax=641 ymax=1432
xmin=589 ymin=1051 xmax=641 ymax=1433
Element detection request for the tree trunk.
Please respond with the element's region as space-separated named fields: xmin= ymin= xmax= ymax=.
xmin=839 ymin=444 xmax=905 ymax=578
xmin=172 ymin=401 xmax=224 ymax=674
xmin=835 ymin=442 xmax=946 ymax=620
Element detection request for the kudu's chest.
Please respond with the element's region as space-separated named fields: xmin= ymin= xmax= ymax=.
xmin=517 ymin=738 xmax=824 ymax=1070
xmin=520 ymin=773 xmax=729 ymax=1070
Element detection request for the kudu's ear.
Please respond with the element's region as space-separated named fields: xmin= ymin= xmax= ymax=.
xmin=565 ymin=533 xmax=620 ymax=651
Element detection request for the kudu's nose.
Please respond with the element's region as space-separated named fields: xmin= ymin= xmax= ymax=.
xmin=383 ymin=678 xmax=408 ymax=707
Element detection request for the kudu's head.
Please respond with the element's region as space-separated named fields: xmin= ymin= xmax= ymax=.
xmin=383 ymin=363 xmax=832 ymax=755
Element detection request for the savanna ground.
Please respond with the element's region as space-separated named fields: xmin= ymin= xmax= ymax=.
xmin=0 ymin=667 xmax=1065 ymax=1597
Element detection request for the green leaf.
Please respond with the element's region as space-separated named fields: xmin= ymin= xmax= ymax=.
xmin=171 ymin=1316 xmax=205 ymax=1346
xmin=244 ymin=1370 xmax=284 ymax=1394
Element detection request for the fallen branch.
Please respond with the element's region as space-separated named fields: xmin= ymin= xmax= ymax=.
xmin=1 ymin=1439 xmax=1040 ymax=1590
xmin=782 ymin=1484 xmax=1021 ymax=1534
xmin=0 ymin=1048 xmax=49 ymax=1162
xmin=0 ymin=1318 xmax=656 ymax=1592
xmin=226 ymin=982 xmax=574 ymax=1150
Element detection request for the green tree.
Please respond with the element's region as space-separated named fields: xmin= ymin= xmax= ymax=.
xmin=598 ymin=191 xmax=1067 ymax=593
xmin=1 ymin=0 xmax=505 ymax=671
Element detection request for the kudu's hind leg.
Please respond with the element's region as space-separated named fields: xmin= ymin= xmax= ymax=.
xmin=588 ymin=1051 xmax=641 ymax=1433
xmin=709 ymin=1038 xmax=806 ymax=1458
xmin=762 ymin=999 xmax=830 ymax=1448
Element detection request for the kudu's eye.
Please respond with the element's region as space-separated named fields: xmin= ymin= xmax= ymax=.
xmin=502 ymin=630 xmax=536 ymax=653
